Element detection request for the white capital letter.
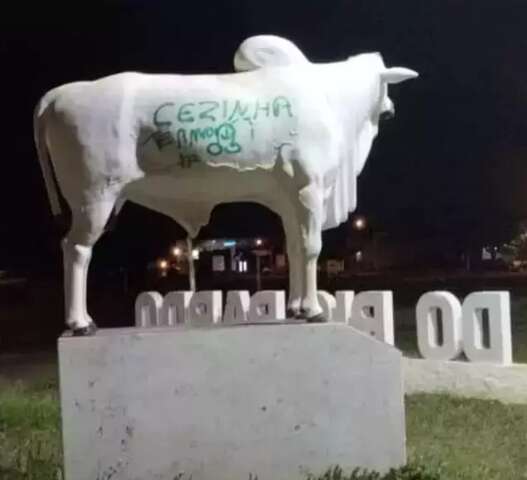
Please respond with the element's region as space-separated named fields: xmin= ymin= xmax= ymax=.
xmin=135 ymin=291 xmax=163 ymax=327
xmin=350 ymin=291 xmax=394 ymax=344
xmin=161 ymin=291 xmax=192 ymax=326
xmin=462 ymin=291 xmax=512 ymax=365
xmin=223 ymin=290 xmax=251 ymax=324
xmin=416 ymin=291 xmax=463 ymax=361
xmin=249 ymin=290 xmax=286 ymax=322
xmin=333 ymin=291 xmax=354 ymax=323
xmin=188 ymin=291 xmax=223 ymax=327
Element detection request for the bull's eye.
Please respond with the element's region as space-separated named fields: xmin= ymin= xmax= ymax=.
xmin=380 ymin=110 xmax=395 ymax=121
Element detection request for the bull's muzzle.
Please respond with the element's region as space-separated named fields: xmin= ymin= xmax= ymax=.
xmin=380 ymin=108 xmax=395 ymax=121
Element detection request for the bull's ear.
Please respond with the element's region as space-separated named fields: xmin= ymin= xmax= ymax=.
xmin=381 ymin=67 xmax=419 ymax=84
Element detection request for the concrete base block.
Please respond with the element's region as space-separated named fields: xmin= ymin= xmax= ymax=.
xmin=404 ymin=357 xmax=527 ymax=404
xmin=58 ymin=324 xmax=405 ymax=480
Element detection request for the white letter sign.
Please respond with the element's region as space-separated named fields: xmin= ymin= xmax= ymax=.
xmin=223 ymin=290 xmax=251 ymax=324
xmin=416 ymin=291 xmax=463 ymax=361
xmin=188 ymin=291 xmax=223 ymax=327
xmin=462 ymin=291 xmax=512 ymax=365
xmin=248 ymin=291 xmax=286 ymax=323
xmin=350 ymin=291 xmax=394 ymax=344
xmin=135 ymin=291 xmax=163 ymax=327
xmin=332 ymin=291 xmax=354 ymax=324
xmin=161 ymin=291 xmax=192 ymax=326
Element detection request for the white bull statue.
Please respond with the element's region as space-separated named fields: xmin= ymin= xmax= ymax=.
xmin=34 ymin=35 xmax=417 ymax=335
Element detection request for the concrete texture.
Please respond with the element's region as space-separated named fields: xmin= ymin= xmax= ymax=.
xmin=58 ymin=324 xmax=405 ymax=480
xmin=404 ymin=357 xmax=527 ymax=404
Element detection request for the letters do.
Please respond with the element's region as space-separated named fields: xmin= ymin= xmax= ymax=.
xmin=135 ymin=289 xmax=512 ymax=365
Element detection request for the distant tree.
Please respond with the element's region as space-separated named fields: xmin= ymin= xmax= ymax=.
xmin=500 ymin=221 xmax=527 ymax=264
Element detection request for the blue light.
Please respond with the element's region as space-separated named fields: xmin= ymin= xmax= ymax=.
xmin=223 ymin=240 xmax=236 ymax=247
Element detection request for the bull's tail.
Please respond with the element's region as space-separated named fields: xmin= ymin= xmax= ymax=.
xmin=33 ymin=90 xmax=62 ymax=217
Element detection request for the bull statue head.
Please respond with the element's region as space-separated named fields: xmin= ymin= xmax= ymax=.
xmin=233 ymin=37 xmax=418 ymax=182
xmin=379 ymin=67 xmax=419 ymax=120
xmin=339 ymin=52 xmax=418 ymax=178
xmin=373 ymin=67 xmax=419 ymax=157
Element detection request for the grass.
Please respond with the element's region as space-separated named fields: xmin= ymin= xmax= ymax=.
xmin=1 ymin=379 xmax=527 ymax=479
xmin=0 ymin=380 xmax=62 ymax=480
xmin=406 ymin=394 xmax=527 ymax=479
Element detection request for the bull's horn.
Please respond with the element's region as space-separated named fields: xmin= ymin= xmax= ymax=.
xmin=381 ymin=67 xmax=419 ymax=84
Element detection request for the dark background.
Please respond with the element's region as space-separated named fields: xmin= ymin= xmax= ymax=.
xmin=2 ymin=0 xmax=527 ymax=272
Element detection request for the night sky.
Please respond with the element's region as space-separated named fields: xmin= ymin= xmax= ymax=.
xmin=2 ymin=0 xmax=527 ymax=270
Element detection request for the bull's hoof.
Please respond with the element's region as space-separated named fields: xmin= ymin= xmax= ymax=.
xmin=72 ymin=322 xmax=98 ymax=337
xmin=295 ymin=308 xmax=308 ymax=319
xmin=286 ymin=308 xmax=300 ymax=319
xmin=306 ymin=313 xmax=328 ymax=324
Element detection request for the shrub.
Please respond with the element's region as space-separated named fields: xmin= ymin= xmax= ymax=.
xmin=309 ymin=464 xmax=445 ymax=480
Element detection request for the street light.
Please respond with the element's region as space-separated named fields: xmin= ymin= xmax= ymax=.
xmin=171 ymin=246 xmax=182 ymax=257
xmin=353 ymin=216 xmax=367 ymax=231
xmin=255 ymin=238 xmax=263 ymax=246
xmin=158 ymin=258 xmax=169 ymax=277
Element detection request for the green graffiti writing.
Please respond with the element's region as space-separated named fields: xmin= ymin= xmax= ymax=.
xmin=145 ymin=102 xmax=176 ymax=149
xmin=154 ymin=102 xmax=174 ymax=128
xmin=145 ymin=95 xmax=295 ymax=167
xmin=207 ymin=123 xmax=242 ymax=155
xmin=252 ymin=99 xmax=270 ymax=120
xmin=177 ymin=103 xmax=195 ymax=123
xmin=228 ymin=100 xmax=249 ymax=122
xmin=179 ymin=152 xmax=201 ymax=168
xmin=272 ymin=96 xmax=293 ymax=117
xmin=189 ymin=126 xmax=215 ymax=145
xmin=198 ymin=101 xmax=220 ymax=122
xmin=176 ymin=123 xmax=241 ymax=156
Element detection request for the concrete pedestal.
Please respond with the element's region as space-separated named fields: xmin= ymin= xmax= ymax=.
xmin=58 ymin=324 xmax=405 ymax=480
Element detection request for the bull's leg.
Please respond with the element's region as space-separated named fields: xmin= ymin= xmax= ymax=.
xmin=62 ymin=200 xmax=116 ymax=335
xmin=274 ymin=195 xmax=303 ymax=318
xmin=297 ymin=183 xmax=325 ymax=322
xmin=282 ymin=215 xmax=303 ymax=318
xmin=62 ymin=238 xmax=95 ymax=335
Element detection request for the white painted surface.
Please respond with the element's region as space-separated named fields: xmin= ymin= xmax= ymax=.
xmin=58 ymin=325 xmax=405 ymax=480
xmin=234 ymin=35 xmax=309 ymax=72
xmin=135 ymin=291 xmax=163 ymax=327
xmin=416 ymin=291 xmax=463 ymax=361
xmin=350 ymin=291 xmax=394 ymax=344
xmin=333 ymin=291 xmax=354 ymax=324
xmin=462 ymin=291 xmax=512 ymax=365
xmin=161 ymin=291 xmax=192 ymax=326
xmin=35 ymin=35 xmax=417 ymax=329
xmin=317 ymin=291 xmax=337 ymax=321
xmin=248 ymin=290 xmax=286 ymax=322
xmin=222 ymin=290 xmax=250 ymax=324
xmin=188 ymin=290 xmax=223 ymax=326
xmin=404 ymin=357 xmax=527 ymax=404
